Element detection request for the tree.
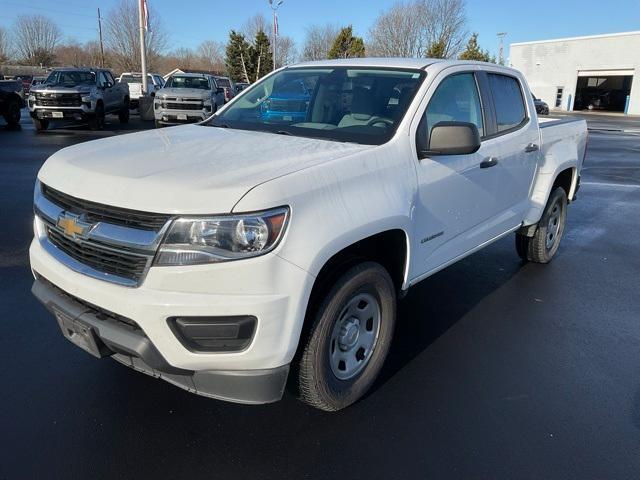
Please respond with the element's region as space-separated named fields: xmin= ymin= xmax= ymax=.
xmin=458 ymin=33 xmax=494 ymax=62
xmin=104 ymin=0 xmax=167 ymax=72
xmin=12 ymin=15 xmax=61 ymax=65
xmin=328 ymin=26 xmax=365 ymax=59
xmin=425 ymin=39 xmax=446 ymax=58
xmin=275 ymin=36 xmax=296 ymax=67
xmin=367 ymin=2 xmax=424 ymax=57
xmin=225 ymin=31 xmax=251 ymax=83
xmin=421 ymin=0 xmax=467 ymax=58
xmin=249 ymin=30 xmax=273 ymax=81
xmin=0 ymin=26 xmax=10 ymax=63
xmin=197 ymin=40 xmax=225 ymax=72
xmin=301 ymin=24 xmax=340 ymax=61
xmin=243 ymin=13 xmax=271 ymax=40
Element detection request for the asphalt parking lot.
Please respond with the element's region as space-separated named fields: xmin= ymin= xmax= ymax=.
xmin=1 ymin=111 xmax=639 ymax=479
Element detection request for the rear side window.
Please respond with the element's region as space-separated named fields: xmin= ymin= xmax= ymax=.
xmin=488 ymin=73 xmax=526 ymax=132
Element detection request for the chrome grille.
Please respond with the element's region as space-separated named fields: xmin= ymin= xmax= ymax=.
xmin=46 ymin=226 xmax=150 ymax=283
xmin=36 ymin=93 xmax=82 ymax=107
xmin=164 ymin=102 xmax=203 ymax=110
xmin=41 ymin=184 xmax=170 ymax=231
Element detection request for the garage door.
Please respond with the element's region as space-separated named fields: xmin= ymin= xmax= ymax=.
xmin=574 ymin=69 xmax=634 ymax=112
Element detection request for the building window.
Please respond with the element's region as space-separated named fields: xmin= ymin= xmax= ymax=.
xmin=555 ymin=87 xmax=564 ymax=107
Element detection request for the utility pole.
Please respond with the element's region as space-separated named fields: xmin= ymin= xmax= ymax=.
xmin=97 ymin=8 xmax=105 ymax=68
xmin=268 ymin=0 xmax=283 ymax=71
xmin=497 ymin=32 xmax=507 ymax=66
xmin=138 ymin=0 xmax=148 ymax=94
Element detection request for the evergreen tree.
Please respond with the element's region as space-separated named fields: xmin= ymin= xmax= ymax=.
xmin=225 ymin=31 xmax=251 ymax=83
xmin=249 ymin=30 xmax=273 ymax=82
xmin=425 ymin=40 xmax=446 ymax=59
xmin=327 ymin=26 xmax=365 ymax=59
xmin=458 ymin=33 xmax=494 ymax=62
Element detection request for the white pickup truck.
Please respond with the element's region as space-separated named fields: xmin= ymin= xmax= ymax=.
xmin=30 ymin=59 xmax=587 ymax=411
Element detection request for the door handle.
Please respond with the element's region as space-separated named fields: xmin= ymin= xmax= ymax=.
xmin=524 ymin=143 xmax=539 ymax=153
xmin=480 ymin=157 xmax=498 ymax=169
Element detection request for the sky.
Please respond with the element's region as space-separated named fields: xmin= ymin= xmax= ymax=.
xmin=1 ymin=0 xmax=639 ymax=60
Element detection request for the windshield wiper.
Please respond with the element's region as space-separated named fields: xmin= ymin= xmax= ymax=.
xmin=275 ymin=130 xmax=293 ymax=136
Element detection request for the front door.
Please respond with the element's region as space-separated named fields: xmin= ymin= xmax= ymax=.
xmin=409 ymin=68 xmax=513 ymax=280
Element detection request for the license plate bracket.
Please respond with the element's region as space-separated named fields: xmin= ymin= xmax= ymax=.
xmin=177 ymin=113 xmax=187 ymax=120
xmin=52 ymin=111 xmax=64 ymax=118
xmin=54 ymin=310 xmax=110 ymax=358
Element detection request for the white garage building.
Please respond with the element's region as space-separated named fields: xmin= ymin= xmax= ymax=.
xmin=509 ymin=31 xmax=640 ymax=115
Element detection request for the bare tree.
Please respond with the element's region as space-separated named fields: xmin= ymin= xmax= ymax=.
xmin=12 ymin=15 xmax=61 ymax=65
xmin=421 ymin=0 xmax=467 ymax=58
xmin=104 ymin=0 xmax=167 ymax=72
xmin=197 ymin=40 xmax=225 ymax=72
xmin=242 ymin=13 xmax=271 ymax=39
xmin=367 ymin=2 xmax=425 ymax=57
xmin=301 ymin=24 xmax=340 ymax=61
xmin=276 ymin=36 xmax=297 ymax=66
xmin=171 ymin=47 xmax=197 ymax=69
xmin=0 ymin=26 xmax=10 ymax=63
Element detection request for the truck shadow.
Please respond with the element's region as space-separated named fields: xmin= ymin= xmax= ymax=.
xmin=373 ymin=237 xmax=523 ymax=390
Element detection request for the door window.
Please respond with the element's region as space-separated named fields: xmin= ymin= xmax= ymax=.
xmin=487 ymin=73 xmax=526 ymax=132
xmin=424 ymin=73 xmax=484 ymax=138
xmin=97 ymin=71 xmax=109 ymax=87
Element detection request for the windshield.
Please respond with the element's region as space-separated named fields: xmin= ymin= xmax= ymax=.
xmin=119 ymin=74 xmax=153 ymax=84
xmin=166 ymin=75 xmax=210 ymax=90
xmin=216 ymin=77 xmax=231 ymax=87
xmin=45 ymin=70 xmax=96 ymax=87
xmin=208 ymin=67 xmax=425 ymax=145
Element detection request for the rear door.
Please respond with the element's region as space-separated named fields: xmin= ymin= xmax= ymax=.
xmin=481 ymin=71 xmax=540 ymax=218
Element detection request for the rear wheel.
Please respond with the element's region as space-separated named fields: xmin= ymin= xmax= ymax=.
xmin=297 ymin=262 xmax=396 ymax=411
xmin=32 ymin=118 xmax=49 ymax=132
xmin=3 ymin=99 xmax=21 ymax=125
xmin=516 ymin=187 xmax=568 ymax=263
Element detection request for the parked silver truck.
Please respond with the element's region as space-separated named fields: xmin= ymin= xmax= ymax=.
xmin=0 ymin=79 xmax=25 ymax=126
xmin=153 ymin=73 xmax=225 ymax=127
xmin=28 ymin=68 xmax=130 ymax=131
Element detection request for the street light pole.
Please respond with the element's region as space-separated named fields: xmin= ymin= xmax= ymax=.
xmin=138 ymin=0 xmax=148 ymax=94
xmin=268 ymin=0 xmax=283 ymax=71
xmin=497 ymin=32 xmax=507 ymax=66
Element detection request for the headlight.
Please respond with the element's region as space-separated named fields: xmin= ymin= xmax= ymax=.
xmin=81 ymin=95 xmax=92 ymax=102
xmin=155 ymin=207 xmax=289 ymax=266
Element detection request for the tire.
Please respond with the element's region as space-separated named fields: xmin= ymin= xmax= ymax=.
xmin=32 ymin=118 xmax=49 ymax=132
xmin=515 ymin=187 xmax=568 ymax=263
xmin=89 ymin=103 xmax=105 ymax=130
xmin=3 ymin=100 xmax=21 ymax=125
xmin=297 ymin=262 xmax=396 ymax=411
xmin=118 ymin=100 xmax=130 ymax=124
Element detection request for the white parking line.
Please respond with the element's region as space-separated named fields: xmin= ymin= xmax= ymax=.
xmin=581 ymin=181 xmax=640 ymax=189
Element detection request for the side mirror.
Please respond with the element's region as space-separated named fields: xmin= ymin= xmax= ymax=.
xmin=215 ymin=87 xmax=225 ymax=95
xmin=420 ymin=121 xmax=481 ymax=157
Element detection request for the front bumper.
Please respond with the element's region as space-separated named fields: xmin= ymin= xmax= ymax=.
xmin=154 ymin=107 xmax=210 ymax=124
xmin=29 ymin=236 xmax=314 ymax=373
xmin=29 ymin=105 xmax=96 ymax=121
xmin=32 ymin=277 xmax=290 ymax=404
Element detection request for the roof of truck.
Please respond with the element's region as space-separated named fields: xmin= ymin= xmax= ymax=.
xmin=290 ymin=57 xmax=516 ymax=72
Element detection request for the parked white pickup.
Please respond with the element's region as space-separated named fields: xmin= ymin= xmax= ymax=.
xmin=30 ymin=59 xmax=587 ymax=411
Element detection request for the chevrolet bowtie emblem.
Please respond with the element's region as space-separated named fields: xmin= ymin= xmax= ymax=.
xmin=57 ymin=213 xmax=92 ymax=239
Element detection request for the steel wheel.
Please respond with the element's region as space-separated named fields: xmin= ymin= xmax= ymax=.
xmin=329 ymin=292 xmax=381 ymax=380
xmin=545 ymin=202 xmax=562 ymax=250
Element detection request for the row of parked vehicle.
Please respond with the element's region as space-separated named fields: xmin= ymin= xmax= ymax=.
xmin=2 ymin=67 xmax=249 ymax=131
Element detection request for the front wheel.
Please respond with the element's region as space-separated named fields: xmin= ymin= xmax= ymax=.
xmin=296 ymin=262 xmax=396 ymax=411
xmin=516 ymin=186 xmax=568 ymax=263
xmin=118 ymin=101 xmax=130 ymax=124
xmin=89 ymin=103 xmax=105 ymax=130
xmin=32 ymin=118 xmax=49 ymax=132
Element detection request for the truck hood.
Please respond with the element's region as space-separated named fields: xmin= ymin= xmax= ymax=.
xmin=157 ymin=87 xmax=209 ymax=98
xmin=30 ymin=84 xmax=94 ymax=94
xmin=38 ymin=124 xmax=372 ymax=214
